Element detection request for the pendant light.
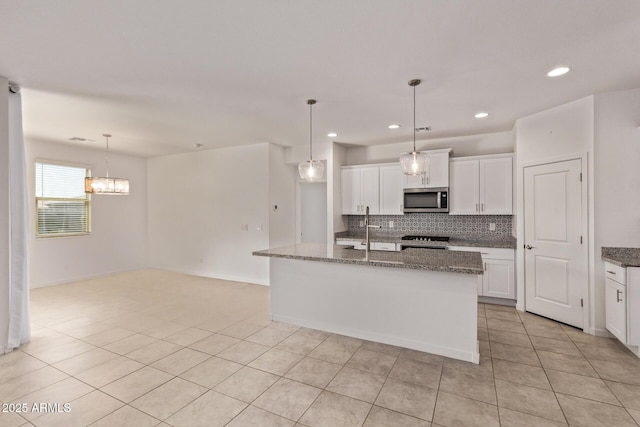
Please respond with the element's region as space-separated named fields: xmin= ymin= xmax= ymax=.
xmin=298 ymin=99 xmax=324 ymax=181
xmin=399 ymin=79 xmax=430 ymax=176
xmin=85 ymin=134 xmax=130 ymax=195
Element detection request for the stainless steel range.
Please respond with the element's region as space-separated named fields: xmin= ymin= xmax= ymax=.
xmin=400 ymin=235 xmax=449 ymax=250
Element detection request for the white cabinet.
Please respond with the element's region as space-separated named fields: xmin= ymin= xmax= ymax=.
xmin=606 ymin=276 xmax=627 ymax=343
xmin=604 ymin=261 xmax=640 ymax=351
xmin=450 ymin=155 xmax=513 ymax=215
xmin=483 ymin=259 xmax=515 ymax=299
xmin=449 ymin=246 xmax=515 ymax=299
xmin=379 ymin=165 xmax=403 ymax=214
xmin=341 ymin=166 xmax=380 ymax=215
xmin=449 ymin=160 xmax=479 ymax=214
xmin=402 ymin=149 xmax=451 ymax=189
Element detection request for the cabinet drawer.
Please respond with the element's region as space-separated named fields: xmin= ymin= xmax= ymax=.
xmin=372 ymin=242 xmax=398 ymax=251
xmin=336 ymin=239 xmax=366 ymax=250
xmin=448 ymin=246 xmax=514 ymax=260
xmin=605 ymin=262 xmax=626 ymax=285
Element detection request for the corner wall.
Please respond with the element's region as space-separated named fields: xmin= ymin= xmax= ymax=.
xmin=25 ymin=139 xmax=148 ymax=288
xmin=593 ymin=88 xmax=640 ymax=332
xmin=0 ymin=76 xmax=10 ymax=352
xmin=147 ymin=143 xmax=274 ymax=285
xmin=514 ymin=96 xmax=595 ymax=331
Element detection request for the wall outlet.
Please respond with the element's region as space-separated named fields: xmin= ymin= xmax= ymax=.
xmin=359 ymin=220 xmax=364 ymax=227
xmin=489 ymin=223 xmax=496 ymax=231
xmin=389 ymin=221 xmax=394 ymax=228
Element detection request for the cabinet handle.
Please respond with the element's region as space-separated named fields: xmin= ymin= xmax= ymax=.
xmin=617 ymin=289 xmax=623 ymax=303
xmin=481 ymin=203 xmax=484 ymax=211
xmin=607 ymin=270 xmax=616 ymax=275
xmin=484 ymin=262 xmax=486 ymax=271
xmin=476 ymin=203 xmax=479 ymax=212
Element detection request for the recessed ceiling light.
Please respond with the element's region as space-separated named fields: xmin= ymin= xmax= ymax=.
xmin=475 ymin=112 xmax=489 ymax=118
xmin=388 ymin=124 xmax=401 ymax=129
xmin=547 ymin=66 xmax=570 ymax=77
xmin=193 ymin=143 xmax=204 ymax=148
xmin=327 ymin=132 xmax=338 ymax=138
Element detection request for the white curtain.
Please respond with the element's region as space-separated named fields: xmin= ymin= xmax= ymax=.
xmin=7 ymin=89 xmax=30 ymax=350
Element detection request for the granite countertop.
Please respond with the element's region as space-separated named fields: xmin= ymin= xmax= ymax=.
xmin=602 ymin=247 xmax=640 ymax=267
xmin=253 ymin=243 xmax=483 ymax=275
xmin=334 ymin=231 xmax=516 ymax=249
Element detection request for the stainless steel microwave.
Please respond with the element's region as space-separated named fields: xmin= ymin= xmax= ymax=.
xmin=403 ymin=187 xmax=449 ymax=213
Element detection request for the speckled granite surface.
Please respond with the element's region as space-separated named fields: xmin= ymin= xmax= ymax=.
xmin=334 ymin=231 xmax=516 ymax=249
xmin=602 ymin=247 xmax=640 ymax=267
xmin=253 ymin=243 xmax=483 ymax=274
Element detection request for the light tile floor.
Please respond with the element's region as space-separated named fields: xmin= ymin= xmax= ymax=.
xmin=1 ymin=269 xmax=640 ymax=426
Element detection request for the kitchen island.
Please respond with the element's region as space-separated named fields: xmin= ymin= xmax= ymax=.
xmin=253 ymin=244 xmax=483 ymax=363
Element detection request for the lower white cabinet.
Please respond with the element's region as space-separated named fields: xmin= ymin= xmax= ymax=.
xmin=449 ymin=246 xmax=515 ymax=299
xmin=605 ymin=276 xmax=627 ymax=343
xmin=604 ymin=261 xmax=640 ymax=351
xmin=483 ymin=259 xmax=515 ymax=299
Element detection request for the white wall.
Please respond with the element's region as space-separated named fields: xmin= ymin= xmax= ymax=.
xmin=269 ymin=144 xmax=296 ymax=248
xmin=0 ymin=77 xmax=10 ymax=352
xmin=25 ymin=139 xmax=148 ymax=288
xmin=147 ymin=143 xmax=279 ymax=286
xmin=345 ymin=131 xmax=514 ymax=165
xmin=514 ymin=96 xmax=595 ymax=330
xmin=329 ymin=142 xmax=347 ymax=240
xmin=593 ymin=88 xmax=640 ymax=331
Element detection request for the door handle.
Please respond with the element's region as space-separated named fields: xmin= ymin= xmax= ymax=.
xmin=524 ymin=244 xmax=536 ymax=250
xmin=617 ymin=289 xmax=623 ymax=303
xmin=606 ymin=270 xmax=616 ymax=275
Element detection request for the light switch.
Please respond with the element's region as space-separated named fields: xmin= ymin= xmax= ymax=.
xmin=389 ymin=221 xmax=394 ymax=228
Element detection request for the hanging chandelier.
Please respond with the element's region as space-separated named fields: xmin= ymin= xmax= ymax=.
xmin=298 ymin=99 xmax=324 ymax=181
xmin=85 ymin=134 xmax=130 ymax=195
xmin=399 ymin=79 xmax=430 ymax=176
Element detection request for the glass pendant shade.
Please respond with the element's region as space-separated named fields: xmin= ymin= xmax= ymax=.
xmin=298 ymin=159 xmax=324 ymax=182
xmin=399 ymin=151 xmax=430 ymax=176
xmin=85 ymin=177 xmax=130 ymax=194
xmin=85 ymin=133 xmax=130 ymax=195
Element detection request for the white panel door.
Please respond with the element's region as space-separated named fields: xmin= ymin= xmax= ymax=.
xmin=605 ymin=278 xmax=627 ymax=343
xmin=449 ymin=160 xmax=479 ymax=215
xmin=361 ymin=167 xmax=380 ymax=214
xmin=480 ymin=157 xmax=512 ymax=214
xmin=341 ymin=168 xmax=361 ymax=214
xmin=379 ymin=165 xmax=403 ymax=214
xmin=524 ymin=159 xmax=584 ymax=328
xmin=426 ymin=152 xmax=450 ymax=188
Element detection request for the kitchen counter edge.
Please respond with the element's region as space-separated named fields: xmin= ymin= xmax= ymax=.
xmin=253 ymin=244 xmax=483 ymax=275
xmin=602 ymin=247 xmax=640 ymax=268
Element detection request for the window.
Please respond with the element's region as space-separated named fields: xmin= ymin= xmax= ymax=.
xmin=35 ymin=162 xmax=91 ymax=237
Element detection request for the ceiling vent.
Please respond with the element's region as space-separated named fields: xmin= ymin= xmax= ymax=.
xmin=415 ymin=126 xmax=431 ymax=132
xmin=68 ymin=137 xmax=93 ymax=142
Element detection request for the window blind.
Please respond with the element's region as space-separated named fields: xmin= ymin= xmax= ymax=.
xmin=35 ymin=162 xmax=91 ymax=236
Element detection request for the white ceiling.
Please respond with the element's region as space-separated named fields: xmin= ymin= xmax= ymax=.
xmin=1 ymin=1 xmax=639 ymax=158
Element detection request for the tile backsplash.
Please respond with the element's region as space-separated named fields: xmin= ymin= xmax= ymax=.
xmin=345 ymin=214 xmax=513 ymax=236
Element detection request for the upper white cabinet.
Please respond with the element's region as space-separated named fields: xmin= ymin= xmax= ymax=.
xmin=379 ymin=165 xmax=403 ymax=215
xmin=342 ymin=163 xmax=403 ymax=215
xmin=341 ymin=166 xmax=380 ymax=215
xmin=402 ymin=149 xmax=451 ymax=189
xmin=450 ymin=154 xmax=513 ymax=215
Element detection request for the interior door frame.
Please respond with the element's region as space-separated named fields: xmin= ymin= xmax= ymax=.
xmin=516 ymin=152 xmax=592 ymax=333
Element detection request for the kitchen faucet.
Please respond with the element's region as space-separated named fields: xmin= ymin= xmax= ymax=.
xmin=364 ymin=206 xmax=381 ymax=261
